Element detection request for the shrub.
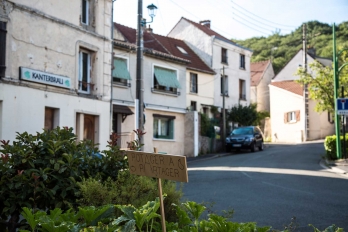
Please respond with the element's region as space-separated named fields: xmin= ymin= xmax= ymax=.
xmin=324 ymin=134 xmax=348 ymax=160
xmin=0 ymin=127 xmax=127 ymax=232
xmin=77 ymin=170 xmax=183 ymax=222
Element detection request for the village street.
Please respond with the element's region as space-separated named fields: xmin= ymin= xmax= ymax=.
xmin=183 ymin=142 xmax=348 ymax=231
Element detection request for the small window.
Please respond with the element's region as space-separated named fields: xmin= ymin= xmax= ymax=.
xmin=79 ymin=50 xmax=92 ymax=93
xmin=190 ymin=101 xmax=197 ymax=111
xmin=153 ymin=115 xmax=175 ymax=140
xmin=239 ymin=79 xmax=246 ymax=100
xmin=221 ymin=48 xmax=228 ymax=64
xmin=284 ymin=110 xmax=300 ymax=123
xmin=44 ymin=107 xmax=59 ymax=130
xmin=82 ymin=0 xmax=89 ymax=24
xmin=203 ymin=107 xmax=208 ymax=115
xmin=240 ymin=54 xmax=245 ymax=69
xmin=190 ymin=73 xmax=198 ymax=93
xmin=153 ymin=66 xmax=180 ymax=95
xmin=0 ymin=22 xmax=6 ymax=77
xmin=176 ymin=46 xmax=188 ymax=55
xmin=220 ymin=75 xmax=228 ymax=95
xmin=113 ymin=57 xmax=131 ymax=87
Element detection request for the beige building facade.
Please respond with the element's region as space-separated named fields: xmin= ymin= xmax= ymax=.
xmin=0 ymin=0 xmax=113 ymax=149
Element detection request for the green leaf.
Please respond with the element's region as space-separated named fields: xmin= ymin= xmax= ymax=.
xmin=22 ymin=159 xmax=27 ymax=163
xmin=54 ymin=163 xmax=60 ymax=170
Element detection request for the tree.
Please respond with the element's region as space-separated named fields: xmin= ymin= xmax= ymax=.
xmin=295 ymin=59 xmax=348 ymax=114
xmin=227 ymin=103 xmax=269 ymax=127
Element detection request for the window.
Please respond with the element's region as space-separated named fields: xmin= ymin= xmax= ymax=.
xmin=176 ymin=46 xmax=188 ymax=55
xmin=153 ymin=114 xmax=175 ymax=140
xmin=239 ymin=79 xmax=246 ymax=100
xmin=220 ymin=75 xmax=228 ymax=95
xmin=240 ymin=54 xmax=245 ymax=69
xmin=221 ymin=48 xmax=228 ymax=64
xmin=190 ymin=101 xmax=197 ymax=111
xmin=153 ymin=66 xmax=181 ymax=95
xmin=0 ymin=22 xmax=6 ymax=77
xmin=284 ymin=110 xmax=300 ymax=123
xmin=76 ymin=113 xmax=99 ymax=144
xmin=190 ymin=73 xmax=198 ymax=93
xmin=44 ymin=107 xmax=59 ymax=130
xmin=79 ymin=50 xmax=92 ymax=93
xmin=81 ymin=0 xmax=89 ymax=25
xmin=113 ymin=57 xmax=131 ymax=87
xmin=203 ymin=107 xmax=208 ymax=115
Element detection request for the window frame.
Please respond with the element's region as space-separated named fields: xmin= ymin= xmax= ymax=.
xmin=239 ymin=79 xmax=246 ymax=100
xmin=190 ymin=73 xmax=198 ymax=93
xmin=78 ymin=50 xmax=91 ymax=94
xmin=221 ymin=48 xmax=228 ymax=64
xmin=152 ymin=65 xmax=180 ymax=95
xmin=284 ymin=110 xmax=300 ymax=123
xmin=44 ymin=107 xmax=59 ymax=131
xmin=240 ymin=54 xmax=245 ymax=69
xmin=153 ymin=114 xmax=175 ymax=140
xmin=81 ymin=0 xmax=89 ymax=25
xmin=113 ymin=56 xmax=131 ymax=87
xmin=190 ymin=101 xmax=197 ymax=111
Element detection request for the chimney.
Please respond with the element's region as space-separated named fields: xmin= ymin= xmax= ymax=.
xmin=307 ymin=47 xmax=316 ymax=57
xmin=145 ymin=25 xmax=153 ymax=33
xmin=199 ymin=20 xmax=211 ymax=28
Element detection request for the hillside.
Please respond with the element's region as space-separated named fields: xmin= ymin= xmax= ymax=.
xmin=235 ymin=21 xmax=348 ymax=74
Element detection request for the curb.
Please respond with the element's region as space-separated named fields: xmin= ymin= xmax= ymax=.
xmin=319 ymin=159 xmax=348 ymax=175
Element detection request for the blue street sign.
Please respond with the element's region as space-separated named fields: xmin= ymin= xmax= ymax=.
xmin=337 ymin=98 xmax=348 ymax=115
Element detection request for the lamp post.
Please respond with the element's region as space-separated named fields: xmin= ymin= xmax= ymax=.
xmin=333 ymin=23 xmax=348 ymax=159
xmin=135 ymin=1 xmax=157 ymax=144
xmin=222 ymin=66 xmax=226 ymax=152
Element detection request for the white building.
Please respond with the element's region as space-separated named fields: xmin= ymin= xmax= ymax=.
xmin=0 ymin=0 xmax=113 ymax=149
xmin=168 ymin=18 xmax=253 ymax=112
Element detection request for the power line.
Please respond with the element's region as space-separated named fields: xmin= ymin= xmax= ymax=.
xmin=232 ymin=11 xmax=275 ymax=34
xmin=232 ymin=17 xmax=270 ymax=36
xmin=230 ymin=0 xmax=297 ymax=28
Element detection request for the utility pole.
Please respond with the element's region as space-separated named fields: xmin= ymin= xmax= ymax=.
xmin=136 ymin=0 xmax=144 ymax=148
xmin=222 ymin=66 xmax=226 ymax=151
xmin=303 ymin=23 xmax=309 ymax=141
xmin=110 ymin=0 xmax=116 ymax=136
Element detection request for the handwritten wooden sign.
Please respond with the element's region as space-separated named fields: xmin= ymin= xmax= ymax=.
xmin=125 ymin=151 xmax=188 ymax=182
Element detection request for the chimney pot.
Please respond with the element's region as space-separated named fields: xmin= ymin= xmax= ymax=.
xmin=145 ymin=25 xmax=153 ymax=33
xmin=199 ymin=20 xmax=211 ymax=28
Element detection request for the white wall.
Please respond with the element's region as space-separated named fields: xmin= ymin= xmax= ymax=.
xmin=256 ymin=63 xmax=274 ymax=112
xmin=0 ymin=84 xmax=110 ymax=149
xmin=270 ymin=85 xmax=305 ymax=143
xmin=308 ymin=99 xmax=335 ymax=140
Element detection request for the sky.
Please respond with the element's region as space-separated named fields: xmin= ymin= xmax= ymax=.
xmin=113 ymin=0 xmax=348 ymax=40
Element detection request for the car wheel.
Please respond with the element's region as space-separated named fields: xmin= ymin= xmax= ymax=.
xmin=250 ymin=142 xmax=256 ymax=152
xmin=259 ymin=141 xmax=264 ymax=151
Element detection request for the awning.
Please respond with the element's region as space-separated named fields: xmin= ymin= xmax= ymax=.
xmin=154 ymin=67 xmax=181 ymax=88
xmin=113 ymin=105 xmax=133 ymax=115
xmin=113 ymin=58 xmax=131 ymax=80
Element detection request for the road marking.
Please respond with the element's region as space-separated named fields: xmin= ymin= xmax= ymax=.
xmin=188 ymin=167 xmax=348 ymax=179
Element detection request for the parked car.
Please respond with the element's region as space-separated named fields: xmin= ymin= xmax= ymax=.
xmin=225 ymin=126 xmax=264 ymax=152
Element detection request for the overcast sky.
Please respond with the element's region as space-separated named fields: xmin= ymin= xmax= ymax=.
xmin=113 ymin=0 xmax=348 ymax=40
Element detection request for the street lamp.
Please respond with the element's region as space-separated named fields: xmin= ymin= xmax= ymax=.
xmin=135 ymin=2 xmax=157 ymax=143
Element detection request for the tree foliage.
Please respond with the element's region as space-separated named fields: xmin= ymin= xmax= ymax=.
xmin=227 ymin=103 xmax=269 ymax=126
xmin=235 ymin=21 xmax=348 ymax=74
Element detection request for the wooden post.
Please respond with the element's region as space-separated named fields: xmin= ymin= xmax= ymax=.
xmin=154 ymin=147 xmax=166 ymax=232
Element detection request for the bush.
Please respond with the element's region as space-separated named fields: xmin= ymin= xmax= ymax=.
xmin=324 ymin=134 xmax=348 ymax=160
xmin=77 ymin=170 xmax=183 ymax=222
xmin=0 ymin=127 xmax=127 ymax=231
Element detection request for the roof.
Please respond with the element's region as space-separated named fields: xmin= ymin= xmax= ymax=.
xmin=250 ymin=60 xmax=270 ymax=86
xmin=114 ymin=23 xmax=215 ymax=74
xmin=270 ymin=80 xmax=303 ymax=96
xmin=179 ymin=17 xmax=233 ymax=43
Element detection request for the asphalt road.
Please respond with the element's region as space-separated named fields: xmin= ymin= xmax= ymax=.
xmin=183 ymin=142 xmax=348 ymax=231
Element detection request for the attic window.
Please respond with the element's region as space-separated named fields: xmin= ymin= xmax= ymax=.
xmin=176 ymin=46 xmax=188 ymax=55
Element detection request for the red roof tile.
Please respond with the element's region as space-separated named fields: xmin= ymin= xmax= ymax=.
xmin=250 ymin=60 xmax=270 ymax=86
xmin=114 ymin=23 xmax=215 ymax=74
xmin=270 ymin=80 xmax=303 ymax=96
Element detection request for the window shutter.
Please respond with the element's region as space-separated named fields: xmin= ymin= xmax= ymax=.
xmin=295 ymin=110 xmax=300 ymax=121
xmin=284 ymin=113 xmax=288 ymax=123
